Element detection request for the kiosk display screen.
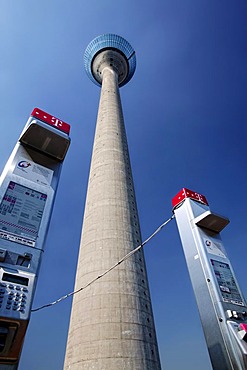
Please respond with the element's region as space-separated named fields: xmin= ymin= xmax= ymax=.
xmin=2 ymin=273 xmax=29 ymax=286
xmin=0 ymin=181 xmax=47 ymax=240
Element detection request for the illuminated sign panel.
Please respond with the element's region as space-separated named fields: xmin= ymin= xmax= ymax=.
xmin=31 ymin=107 xmax=70 ymax=134
xmin=0 ymin=182 xmax=47 ymax=241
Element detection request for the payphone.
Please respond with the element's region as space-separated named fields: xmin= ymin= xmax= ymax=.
xmin=173 ymin=188 xmax=247 ymax=370
xmin=0 ymin=108 xmax=70 ymax=369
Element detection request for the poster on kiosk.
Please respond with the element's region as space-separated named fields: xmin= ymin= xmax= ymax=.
xmin=0 ymin=108 xmax=70 ymax=369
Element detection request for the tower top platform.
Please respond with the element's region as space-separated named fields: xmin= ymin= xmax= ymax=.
xmin=84 ymin=34 xmax=136 ymax=87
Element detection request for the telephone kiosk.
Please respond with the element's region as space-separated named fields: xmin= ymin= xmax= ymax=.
xmin=173 ymin=189 xmax=247 ymax=370
xmin=0 ymin=108 xmax=70 ymax=369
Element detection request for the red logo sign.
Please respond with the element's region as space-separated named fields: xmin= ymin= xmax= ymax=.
xmin=172 ymin=188 xmax=209 ymax=208
xmin=31 ymin=108 xmax=70 ymax=135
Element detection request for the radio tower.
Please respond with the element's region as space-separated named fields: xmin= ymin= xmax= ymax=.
xmin=64 ymin=34 xmax=161 ymax=370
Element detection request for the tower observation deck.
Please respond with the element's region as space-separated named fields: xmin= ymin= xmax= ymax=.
xmin=64 ymin=34 xmax=161 ymax=370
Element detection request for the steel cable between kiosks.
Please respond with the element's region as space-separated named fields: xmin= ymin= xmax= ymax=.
xmin=31 ymin=214 xmax=175 ymax=312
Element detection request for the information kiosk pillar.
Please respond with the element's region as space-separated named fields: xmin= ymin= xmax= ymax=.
xmin=173 ymin=188 xmax=247 ymax=370
xmin=0 ymin=108 xmax=70 ymax=369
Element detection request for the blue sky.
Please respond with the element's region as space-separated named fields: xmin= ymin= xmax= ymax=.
xmin=0 ymin=1 xmax=247 ymax=369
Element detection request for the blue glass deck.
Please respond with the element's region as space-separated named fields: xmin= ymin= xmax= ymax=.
xmin=84 ymin=34 xmax=136 ymax=87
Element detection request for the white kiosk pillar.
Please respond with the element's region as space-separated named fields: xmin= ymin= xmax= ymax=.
xmin=173 ymin=188 xmax=247 ymax=370
xmin=0 ymin=108 xmax=70 ymax=369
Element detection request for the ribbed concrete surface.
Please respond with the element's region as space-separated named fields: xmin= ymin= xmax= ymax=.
xmin=64 ymin=67 xmax=161 ymax=370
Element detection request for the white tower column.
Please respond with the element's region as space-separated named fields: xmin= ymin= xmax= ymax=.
xmin=64 ymin=34 xmax=161 ymax=370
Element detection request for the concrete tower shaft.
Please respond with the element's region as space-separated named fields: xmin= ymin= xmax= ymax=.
xmin=64 ymin=34 xmax=161 ymax=370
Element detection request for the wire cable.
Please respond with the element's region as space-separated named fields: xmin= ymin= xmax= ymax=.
xmin=31 ymin=214 xmax=175 ymax=313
